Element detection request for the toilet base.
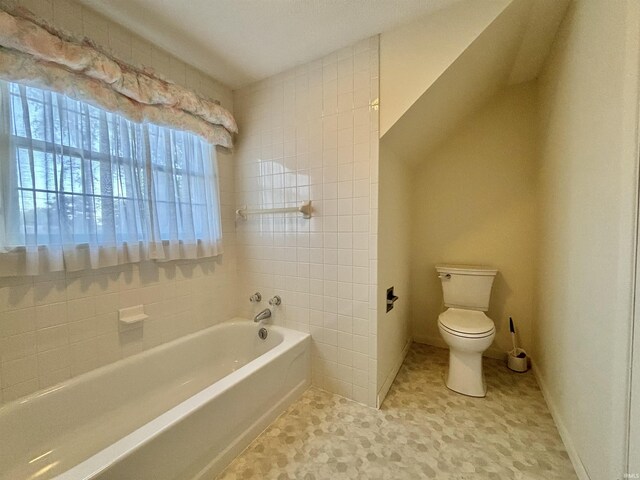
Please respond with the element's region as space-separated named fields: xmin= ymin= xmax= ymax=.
xmin=445 ymin=349 xmax=487 ymax=397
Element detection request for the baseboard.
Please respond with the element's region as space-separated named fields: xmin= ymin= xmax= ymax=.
xmin=377 ymin=339 xmax=411 ymax=408
xmin=531 ymin=363 xmax=590 ymax=480
xmin=412 ymin=334 xmax=506 ymax=361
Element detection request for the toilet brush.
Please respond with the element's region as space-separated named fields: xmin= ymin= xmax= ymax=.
xmin=507 ymin=317 xmax=528 ymax=372
xmin=509 ymin=318 xmax=523 ymax=356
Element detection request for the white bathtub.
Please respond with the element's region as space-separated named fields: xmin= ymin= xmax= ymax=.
xmin=0 ymin=319 xmax=310 ymax=480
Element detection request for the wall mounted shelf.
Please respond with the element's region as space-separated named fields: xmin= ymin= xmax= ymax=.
xmin=119 ymin=305 xmax=148 ymax=326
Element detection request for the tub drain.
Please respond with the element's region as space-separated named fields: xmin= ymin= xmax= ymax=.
xmin=258 ymin=327 xmax=268 ymax=340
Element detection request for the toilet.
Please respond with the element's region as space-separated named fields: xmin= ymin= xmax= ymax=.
xmin=436 ymin=265 xmax=498 ymax=397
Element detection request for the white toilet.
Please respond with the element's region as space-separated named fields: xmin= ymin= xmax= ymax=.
xmin=436 ymin=265 xmax=498 ymax=397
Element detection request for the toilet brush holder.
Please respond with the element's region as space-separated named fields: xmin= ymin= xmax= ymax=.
xmin=507 ymin=348 xmax=529 ymax=373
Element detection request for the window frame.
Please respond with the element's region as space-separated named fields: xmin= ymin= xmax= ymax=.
xmin=0 ymin=79 xmax=222 ymax=252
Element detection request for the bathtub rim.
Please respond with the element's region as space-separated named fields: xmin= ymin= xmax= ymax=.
xmin=0 ymin=319 xmax=290 ymax=411
xmin=2 ymin=319 xmax=309 ymax=480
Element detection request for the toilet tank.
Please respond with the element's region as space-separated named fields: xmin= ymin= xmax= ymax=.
xmin=436 ymin=265 xmax=498 ymax=311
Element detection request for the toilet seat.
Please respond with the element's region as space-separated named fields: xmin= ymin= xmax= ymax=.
xmin=439 ymin=322 xmax=495 ymax=339
xmin=438 ymin=308 xmax=495 ymax=337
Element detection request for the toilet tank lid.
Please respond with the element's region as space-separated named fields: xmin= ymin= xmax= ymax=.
xmin=436 ymin=264 xmax=498 ymax=276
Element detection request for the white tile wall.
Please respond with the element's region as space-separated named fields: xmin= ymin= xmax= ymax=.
xmin=234 ymin=38 xmax=380 ymax=407
xmin=0 ymin=0 xmax=383 ymax=408
xmin=0 ymin=0 xmax=239 ymax=404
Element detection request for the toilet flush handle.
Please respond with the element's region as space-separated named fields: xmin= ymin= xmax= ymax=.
xmin=438 ymin=273 xmax=451 ymax=279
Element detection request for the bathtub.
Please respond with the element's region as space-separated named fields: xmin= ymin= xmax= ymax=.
xmin=0 ymin=319 xmax=310 ymax=480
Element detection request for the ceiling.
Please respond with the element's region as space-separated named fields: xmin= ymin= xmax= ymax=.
xmin=80 ymin=0 xmax=465 ymax=89
xmin=381 ymin=0 xmax=570 ymax=165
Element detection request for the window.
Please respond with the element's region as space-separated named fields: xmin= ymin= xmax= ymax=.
xmin=0 ymin=80 xmax=223 ymax=275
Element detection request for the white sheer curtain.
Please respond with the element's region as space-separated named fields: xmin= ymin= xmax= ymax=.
xmin=0 ymin=80 xmax=223 ymax=276
xmin=147 ymin=124 xmax=223 ymax=261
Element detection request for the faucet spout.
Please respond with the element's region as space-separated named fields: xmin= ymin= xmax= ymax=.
xmin=253 ymin=308 xmax=272 ymax=323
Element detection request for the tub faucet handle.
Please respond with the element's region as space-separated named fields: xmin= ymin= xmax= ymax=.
xmin=249 ymin=292 xmax=262 ymax=303
xmin=268 ymin=295 xmax=281 ymax=306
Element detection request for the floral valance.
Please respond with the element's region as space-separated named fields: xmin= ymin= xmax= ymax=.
xmin=0 ymin=7 xmax=237 ymax=147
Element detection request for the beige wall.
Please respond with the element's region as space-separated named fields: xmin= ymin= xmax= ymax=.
xmin=376 ymin=144 xmax=412 ymax=405
xmin=535 ymin=0 xmax=640 ymax=478
xmin=0 ymin=0 xmax=239 ymax=404
xmin=410 ymin=82 xmax=538 ymax=358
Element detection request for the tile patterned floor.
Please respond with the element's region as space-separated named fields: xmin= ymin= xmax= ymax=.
xmin=216 ymin=343 xmax=576 ymax=480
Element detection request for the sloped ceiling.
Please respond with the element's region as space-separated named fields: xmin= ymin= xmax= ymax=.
xmin=379 ymin=0 xmax=513 ymax=136
xmin=381 ymin=0 xmax=570 ymax=166
xmin=79 ymin=0 xmax=466 ymax=89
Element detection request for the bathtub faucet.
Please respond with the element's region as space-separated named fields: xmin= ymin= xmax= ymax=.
xmin=253 ymin=308 xmax=272 ymax=323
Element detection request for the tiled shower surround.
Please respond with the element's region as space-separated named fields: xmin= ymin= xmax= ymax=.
xmin=0 ymin=0 xmax=239 ymax=404
xmin=234 ymin=38 xmax=380 ymax=406
xmin=0 ymin=0 xmax=381 ymax=408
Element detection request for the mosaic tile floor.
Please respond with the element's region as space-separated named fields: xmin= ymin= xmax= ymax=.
xmin=216 ymin=343 xmax=576 ymax=480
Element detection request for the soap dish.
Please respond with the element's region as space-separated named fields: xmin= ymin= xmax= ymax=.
xmin=119 ymin=305 xmax=148 ymax=325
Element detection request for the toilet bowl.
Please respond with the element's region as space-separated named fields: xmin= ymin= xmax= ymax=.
xmin=435 ymin=265 xmax=498 ymax=397
xmin=438 ymin=308 xmax=495 ymax=397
